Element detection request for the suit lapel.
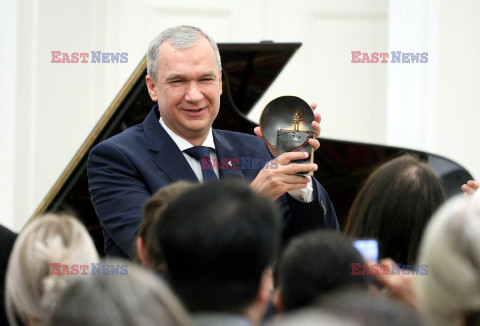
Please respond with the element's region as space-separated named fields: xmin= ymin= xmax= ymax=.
xmin=213 ymin=130 xmax=245 ymax=180
xmin=143 ymin=106 xmax=199 ymax=183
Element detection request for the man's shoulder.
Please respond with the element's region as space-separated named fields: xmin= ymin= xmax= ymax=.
xmin=91 ymin=123 xmax=145 ymax=153
xmin=90 ymin=106 xmax=160 ymax=156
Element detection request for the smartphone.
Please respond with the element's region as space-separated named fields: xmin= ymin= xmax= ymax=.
xmin=353 ymin=239 xmax=379 ymax=263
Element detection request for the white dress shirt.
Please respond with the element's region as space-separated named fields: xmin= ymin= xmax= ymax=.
xmin=159 ymin=117 xmax=313 ymax=202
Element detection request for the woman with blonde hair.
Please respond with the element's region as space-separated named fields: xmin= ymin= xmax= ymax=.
xmin=5 ymin=213 xmax=99 ymax=326
xmin=416 ymin=196 xmax=480 ymax=326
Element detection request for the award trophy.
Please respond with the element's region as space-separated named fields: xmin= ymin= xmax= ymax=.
xmin=259 ymin=96 xmax=315 ymax=176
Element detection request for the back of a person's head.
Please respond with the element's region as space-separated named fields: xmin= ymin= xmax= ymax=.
xmin=156 ymin=180 xmax=281 ymax=312
xmin=5 ymin=213 xmax=99 ymax=326
xmin=142 ymin=181 xmax=196 ymax=224
xmin=137 ymin=181 xmax=195 ymax=272
xmin=345 ymin=154 xmax=446 ymax=265
xmin=416 ymin=196 xmax=480 ymax=326
xmin=45 ymin=261 xmax=191 ymax=326
xmin=278 ymin=230 xmax=370 ymax=312
xmin=316 ymin=289 xmax=424 ymax=326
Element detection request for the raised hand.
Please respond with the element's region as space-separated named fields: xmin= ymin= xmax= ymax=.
xmin=461 ymin=180 xmax=480 ymax=197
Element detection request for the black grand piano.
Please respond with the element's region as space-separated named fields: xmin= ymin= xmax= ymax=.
xmin=32 ymin=42 xmax=473 ymax=256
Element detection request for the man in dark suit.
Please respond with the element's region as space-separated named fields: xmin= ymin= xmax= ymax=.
xmin=87 ymin=25 xmax=339 ymax=258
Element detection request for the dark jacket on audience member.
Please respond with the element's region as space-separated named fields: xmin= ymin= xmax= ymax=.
xmin=0 ymin=225 xmax=18 ymax=326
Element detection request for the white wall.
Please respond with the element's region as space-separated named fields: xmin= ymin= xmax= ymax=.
xmin=436 ymin=0 xmax=480 ymax=182
xmin=0 ymin=0 xmax=19 ymax=230
xmin=2 ymin=0 xmax=478 ymax=231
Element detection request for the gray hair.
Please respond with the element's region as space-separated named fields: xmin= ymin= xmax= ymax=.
xmin=45 ymin=260 xmax=192 ymax=326
xmin=5 ymin=213 xmax=99 ymax=326
xmin=147 ymin=25 xmax=222 ymax=82
xmin=416 ymin=195 xmax=480 ymax=325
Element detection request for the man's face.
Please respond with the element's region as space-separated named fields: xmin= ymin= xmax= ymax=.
xmin=146 ymin=37 xmax=222 ymax=144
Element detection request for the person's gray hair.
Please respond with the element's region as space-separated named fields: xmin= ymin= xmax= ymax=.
xmin=5 ymin=213 xmax=99 ymax=326
xmin=416 ymin=195 xmax=480 ymax=325
xmin=45 ymin=260 xmax=192 ymax=326
xmin=146 ymin=25 xmax=222 ymax=82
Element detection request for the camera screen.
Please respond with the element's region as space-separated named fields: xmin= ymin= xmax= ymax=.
xmin=353 ymin=239 xmax=379 ymax=263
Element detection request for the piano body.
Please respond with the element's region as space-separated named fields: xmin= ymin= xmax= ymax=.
xmin=32 ymin=43 xmax=473 ymax=256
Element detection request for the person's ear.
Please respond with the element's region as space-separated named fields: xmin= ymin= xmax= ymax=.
xmin=218 ymin=71 xmax=223 ymax=95
xmin=146 ymin=75 xmax=158 ymax=102
xmin=136 ymin=237 xmax=149 ymax=268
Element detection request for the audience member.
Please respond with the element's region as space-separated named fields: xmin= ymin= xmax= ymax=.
xmin=416 ymin=196 xmax=480 ymax=326
xmin=5 ymin=213 xmax=99 ymax=326
xmin=269 ymin=309 xmax=357 ymax=326
xmin=136 ymin=181 xmax=195 ymax=272
xmin=155 ymin=180 xmax=281 ymax=326
xmin=276 ymin=230 xmax=370 ymax=313
xmin=0 ymin=225 xmax=17 ymax=325
xmin=45 ymin=260 xmax=191 ymax=326
xmin=345 ymin=154 xmax=446 ymax=265
xmin=316 ymin=289 xmax=424 ymax=326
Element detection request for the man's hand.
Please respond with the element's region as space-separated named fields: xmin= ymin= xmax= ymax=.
xmin=249 ymin=151 xmax=318 ymax=200
xmin=461 ymin=180 xmax=480 ymax=197
xmin=254 ymin=103 xmax=321 ymax=157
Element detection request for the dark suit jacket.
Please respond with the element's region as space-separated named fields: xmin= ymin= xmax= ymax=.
xmin=88 ymin=106 xmax=339 ymax=258
xmin=0 ymin=225 xmax=17 ymax=326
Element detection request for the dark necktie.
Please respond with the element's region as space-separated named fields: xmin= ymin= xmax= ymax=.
xmin=184 ymin=146 xmax=218 ymax=182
